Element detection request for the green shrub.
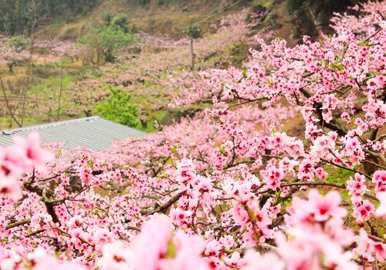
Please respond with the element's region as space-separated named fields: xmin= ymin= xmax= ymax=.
xmin=185 ymin=25 xmax=202 ymax=39
xmin=95 ymin=87 xmax=142 ymax=128
xmin=79 ymin=25 xmax=135 ymax=63
xmin=111 ymin=14 xmax=130 ymax=33
xmin=102 ymin=13 xmax=113 ymax=25
xmin=229 ymin=42 xmax=249 ymax=67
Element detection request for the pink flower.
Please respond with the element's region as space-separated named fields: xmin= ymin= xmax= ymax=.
xmin=160 ymin=232 xmax=209 ymax=270
xmin=341 ymin=136 xmax=365 ymax=164
xmin=297 ymin=158 xmax=316 ymax=181
xmin=8 ymin=132 xmax=53 ymax=170
xmin=375 ymin=192 xmax=386 ymax=218
xmin=241 ymin=250 xmax=284 ymax=270
xmin=204 ymin=240 xmax=222 ymax=257
xmin=356 ymin=229 xmax=386 ymax=262
xmin=372 ymin=170 xmax=386 ymax=193
xmin=176 ymin=159 xmax=196 ymax=186
xmin=308 ymin=190 xmax=345 ymax=222
xmin=352 ymin=199 xmax=375 ymax=223
xmin=0 ymin=177 xmax=22 ymax=201
xmin=315 ymin=167 xmax=328 ymax=180
xmin=0 ymin=148 xmax=22 ymax=179
xmin=131 ymin=214 xmax=174 ymax=270
xmin=261 ymin=164 xmax=285 ymax=190
xmin=26 ymin=248 xmax=86 ymax=270
xmin=367 ymin=75 xmax=385 ymax=92
xmin=80 ymin=167 xmax=93 ymax=186
xmin=287 ymin=190 xmax=347 ymax=226
xmin=170 ymin=207 xmax=192 ymax=226
xmin=0 ymin=250 xmax=22 ymax=270
xmin=347 ymin=173 xmax=367 ymax=197
xmin=99 ymin=241 xmax=132 ymax=270
xmin=277 ymin=226 xmax=358 ymax=270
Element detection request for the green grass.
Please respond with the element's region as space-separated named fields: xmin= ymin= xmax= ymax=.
xmin=325 ymin=165 xmax=354 ymax=185
xmin=252 ymin=0 xmax=274 ymax=9
xmin=325 ymin=165 xmax=354 ymax=201
xmin=30 ymin=74 xmax=73 ymax=96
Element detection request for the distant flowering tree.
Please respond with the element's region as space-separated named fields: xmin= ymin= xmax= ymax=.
xmin=0 ymin=2 xmax=385 ymax=270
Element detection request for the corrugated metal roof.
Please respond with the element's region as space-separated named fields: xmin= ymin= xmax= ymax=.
xmin=0 ymin=117 xmax=145 ymax=151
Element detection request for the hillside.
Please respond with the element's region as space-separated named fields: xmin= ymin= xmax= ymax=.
xmin=0 ymin=0 xmax=365 ymax=130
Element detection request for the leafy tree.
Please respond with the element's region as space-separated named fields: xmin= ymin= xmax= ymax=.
xmin=103 ymin=13 xmax=130 ymax=33
xmin=185 ymin=24 xmax=202 ymax=70
xmin=111 ymin=14 xmax=130 ymax=33
xmin=0 ymin=0 xmax=100 ymax=34
xmin=79 ymin=25 xmax=134 ymax=63
xmin=95 ymin=86 xmax=142 ymax=128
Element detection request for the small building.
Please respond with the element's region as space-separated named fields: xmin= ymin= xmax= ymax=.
xmin=0 ymin=116 xmax=145 ymax=151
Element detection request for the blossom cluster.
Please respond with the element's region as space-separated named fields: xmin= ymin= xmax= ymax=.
xmin=0 ymin=2 xmax=385 ymax=270
xmin=0 ymin=132 xmax=52 ymax=200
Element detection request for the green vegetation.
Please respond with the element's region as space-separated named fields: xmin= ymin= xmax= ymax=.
xmin=185 ymin=25 xmax=202 ymax=40
xmin=79 ymin=25 xmax=135 ymax=63
xmin=95 ymin=87 xmax=142 ymax=129
xmin=249 ymin=0 xmax=274 ymax=10
xmin=325 ymin=165 xmax=354 ymax=185
xmin=111 ymin=14 xmax=131 ymax=33
xmin=325 ymin=165 xmax=354 ymax=201
xmin=8 ymin=35 xmax=30 ymax=51
xmin=79 ymin=13 xmax=135 ymax=63
xmin=228 ymin=42 xmax=249 ymax=67
xmin=0 ymin=0 xmax=100 ymax=34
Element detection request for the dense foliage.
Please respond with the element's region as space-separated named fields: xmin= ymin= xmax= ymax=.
xmin=0 ymin=0 xmax=100 ymax=34
xmin=95 ymin=87 xmax=142 ymax=128
xmin=0 ymin=2 xmax=385 ymax=270
xmin=79 ymin=23 xmax=135 ymax=63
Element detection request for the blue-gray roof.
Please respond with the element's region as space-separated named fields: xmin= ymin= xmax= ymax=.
xmin=0 ymin=117 xmax=145 ymax=151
